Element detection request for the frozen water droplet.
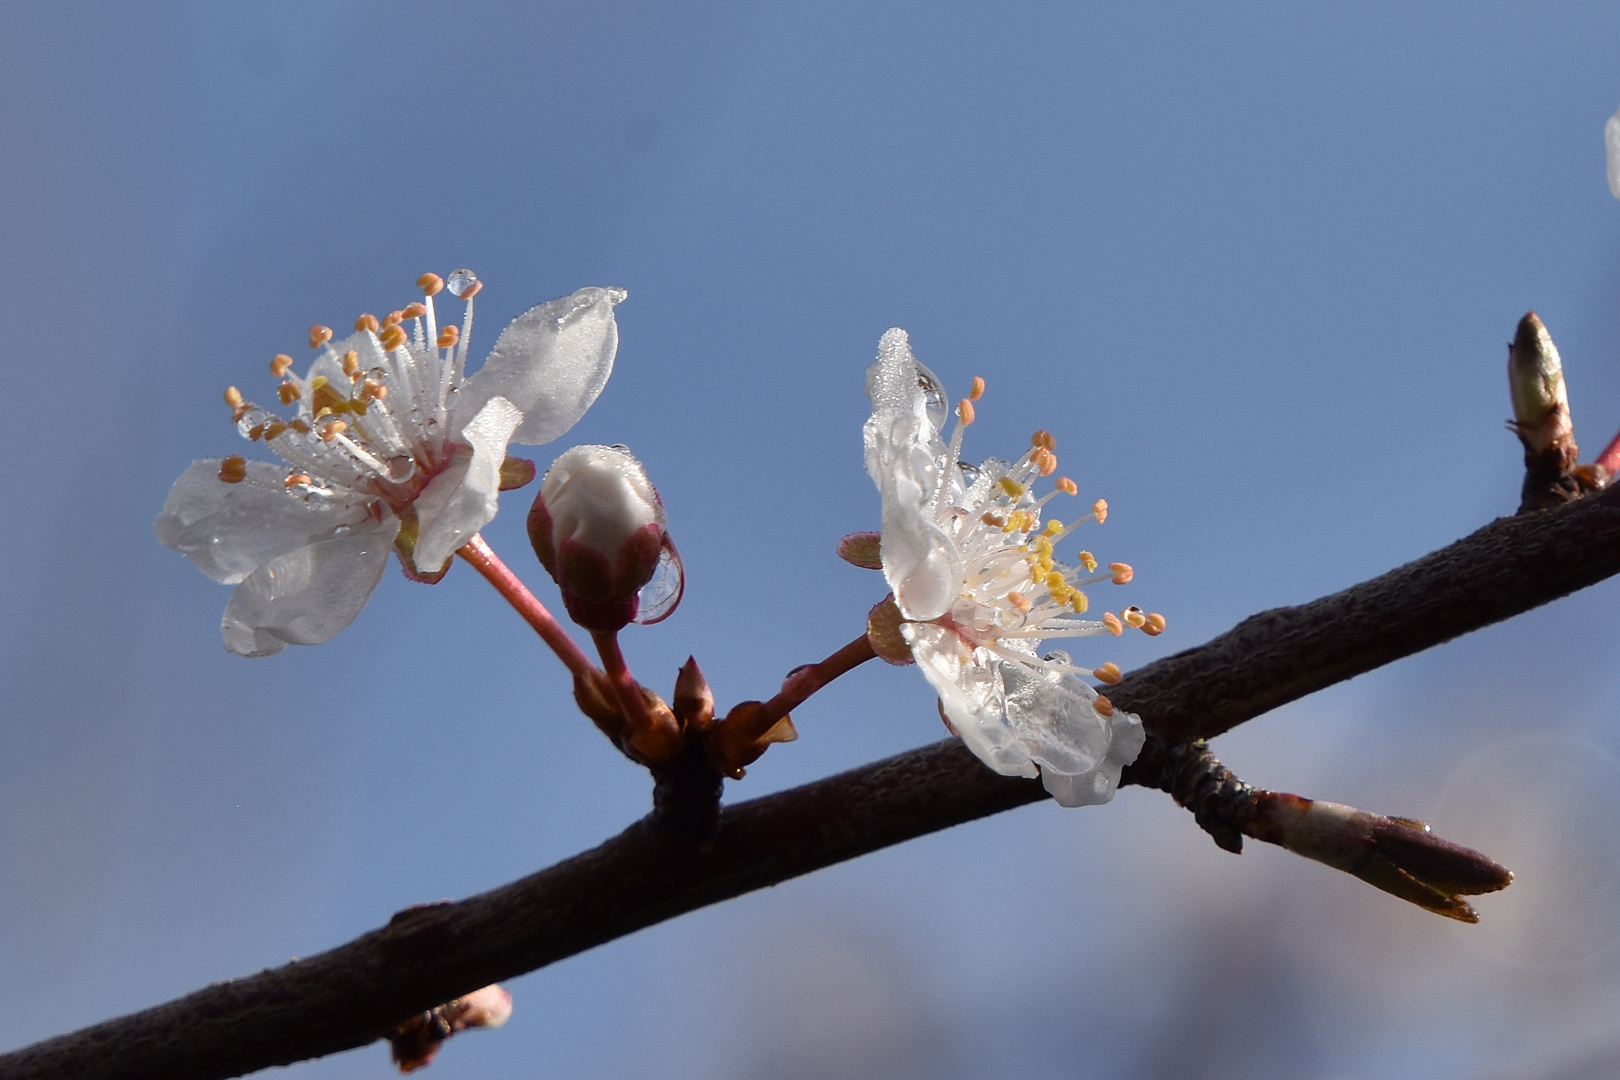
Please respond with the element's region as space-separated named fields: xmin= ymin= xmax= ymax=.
xmin=446 ymin=268 xmax=480 ymax=299
xmin=633 ymin=543 xmax=684 ymax=625
xmin=784 ymin=664 xmax=815 ymax=682
xmin=387 ymin=455 xmax=416 ymax=482
xmin=609 ymin=443 xmax=631 ymax=454
xmin=913 ymin=361 xmax=948 ymax=431
xmin=958 ymin=461 xmax=982 ymax=484
xmin=1042 ymin=649 xmax=1073 ymax=666
xmin=331 ymin=524 xmax=352 ymax=537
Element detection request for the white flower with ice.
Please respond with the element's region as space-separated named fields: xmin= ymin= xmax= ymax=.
xmin=864 ymin=328 xmax=1163 ymax=807
xmin=157 ymin=271 xmax=625 ymax=657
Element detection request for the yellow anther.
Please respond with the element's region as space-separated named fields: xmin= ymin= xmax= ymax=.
xmin=998 ymin=477 xmax=1025 ymax=498
xmin=1092 ymin=499 xmax=1108 ymax=524
xmin=1035 ymin=536 xmax=1053 ymax=556
xmin=270 ymin=354 xmax=294 ymax=378
xmin=1044 ymin=519 xmax=1063 ymax=536
xmin=1110 ymin=562 xmax=1134 ymax=585
xmin=288 ymin=419 xmax=310 ymax=434
xmin=1143 ymin=612 xmax=1166 ymax=636
xmin=1045 ymin=571 xmax=1067 ymax=593
xmin=320 ymin=419 xmax=347 ymax=442
xmin=1095 ymin=662 xmax=1122 ymax=685
xmin=277 ymin=381 xmax=299 ymax=404
xmin=1103 ymin=612 xmax=1123 ymax=636
xmin=1031 ymin=429 xmax=1055 ymax=452
xmin=309 ymin=325 xmax=332 ymax=349
xmin=1079 ymin=550 xmax=1098 ymax=573
xmin=437 ymin=325 xmax=460 ymax=349
xmin=1124 ymin=607 xmax=1147 ymax=629
xmin=1070 ymin=591 xmax=1089 ymax=614
xmin=1055 ymin=476 xmax=1077 ymax=496
xmin=379 ymin=324 xmax=407 ymax=352
xmin=218 ymin=456 xmax=247 ymax=483
xmin=309 ymin=375 xmax=328 ymax=390
xmin=284 ymin=473 xmax=312 ymax=489
xmin=957 ymin=398 xmax=976 ymax=426
xmin=263 ymin=420 xmax=287 ymax=440
xmin=417 ymin=272 xmax=444 ymax=295
xmin=969 ymin=376 xmax=985 ymax=401
xmin=1093 ymin=694 xmax=1115 ymax=718
xmin=341 ymin=350 xmax=362 ymax=379
xmin=224 ymin=385 xmax=244 ymax=409
xmin=401 ymin=302 xmax=426 ymax=320
xmin=355 ymin=313 xmax=380 ymax=333
xmin=1006 ymin=591 xmax=1033 ymax=614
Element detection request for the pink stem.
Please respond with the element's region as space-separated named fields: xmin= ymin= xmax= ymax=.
xmin=591 ymin=630 xmax=657 ymax=733
xmin=1595 ymin=427 xmax=1620 ymax=479
xmin=759 ymin=634 xmax=878 ymax=726
xmin=457 ymin=534 xmax=597 ymax=680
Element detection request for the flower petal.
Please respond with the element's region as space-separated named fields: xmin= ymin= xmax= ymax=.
xmin=221 ymin=515 xmax=399 ymax=657
xmin=458 ymin=287 xmax=626 ymax=446
xmin=901 ymin=622 xmax=1039 ymax=779
xmin=412 ymin=395 xmax=524 ymax=573
xmin=156 ymin=459 xmax=372 ymax=584
xmin=1002 ymin=661 xmax=1144 ymax=807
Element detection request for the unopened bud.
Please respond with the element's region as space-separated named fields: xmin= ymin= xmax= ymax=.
xmin=1508 ymin=312 xmax=1576 ymax=464
xmin=836 ymin=530 xmax=884 ymax=569
xmin=528 ymin=445 xmax=682 ymax=632
xmin=673 ymin=656 xmax=715 ymax=731
xmin=388 ymin=984 xmax=512 ymax=1073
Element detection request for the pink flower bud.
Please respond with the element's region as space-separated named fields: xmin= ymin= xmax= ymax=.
xmin=528 ymin=444 xmax=682 ymax=632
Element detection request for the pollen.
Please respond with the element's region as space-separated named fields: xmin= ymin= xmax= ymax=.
xmin=969 ymin=376 xmax=985 ymax=401
xmin=1123 ymin=606 xmax=1147 ymax=629
xmin=417 ymin=272 xmax=444 ymax=295
xmin=1093 ymin=694 xmax=1115 ymax=718
xmin=378 ymin=325 xmax=407 ymax=352
xmin=355 ymin=313 xmax=380 ymax=333
xmin=1095 ymin=662 xmax=1122 ymax=685
xmin=284 ymin=473 xmax=312 ymax=489
xmin=270 ymin=354 xmax=293 ymax=378
xmin=1078 ymin=550 xmax=1098 ymax=573
xmin=1110 ymin=562 xmax=1134 ymax=585
xmin=1143 ymin=612 xmax=1167 ymax=636
xmin=401 ymin=302 xmax=426 ymax=320
xmin=1103 ymin=612 xmax=1123 ymax=636
xmin=957 ymin=398 xmax=976 ymax=426
xmin=1007 ymin=591 xmax=1033 ymax=613
xmin=437 ymin=325 xmax=460 ymax=349
xmin=223 ymin=386 xmax=244 ymax=409
xmin=218 ymin=456 xmax=247 ymax=483
xmin=1055 ymin=477 xmax=1077 ymax=496
xmin=1092 ymin=499 xmax=1108 ymax=524
xmin=309 ymin=325 xmax=332 ymax=349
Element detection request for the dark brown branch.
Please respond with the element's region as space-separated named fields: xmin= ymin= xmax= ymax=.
xmin=8 ymin=484 xmax=1620 ymax=1080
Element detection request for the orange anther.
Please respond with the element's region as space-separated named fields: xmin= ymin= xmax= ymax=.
xmin=969 ymin=376 xmax=985 ymax=401
xmin=1055 ymin=476 xmax=1077 ymax=496
xmin=320 ymin=420 xmax=347 ymax=442
xmin=341 ymin=350 xmax=362 ymax=379
xmin=246 ymin=424 xmax=264 ymax=441
xmin=1036 ymin=449 xmax=1057 ymax=476
xmin=263 ymin=421 xmax=287 ymax=440
xmin=1007 ymin=590 xmax=1033 ymax=613
xmin=270 ymin=354 xmax=294 ymax=378
xmin=284 ymin=473 xmax=312 ymax=489
xmin=360 ymin=378 xmax=387 ymax=400
xmin=1143 ymin=612 xmax=1166 ymax=636
xmin=1123 ymin=606 xmax=1147 ymax=629
xmin=1103 ymin=612 xmax=1123 ymax=636
xmin=417 ymin=272 xmax=444 ymax=295
xmin=355 ymin=313 xmax=380 ymax=333
xmin=956 ymin=398 xmax=976 ymax=426
xmin=456 ymin=279 xmax=483 ymax=299
xmin=1110 ymin=562 xmax=1134 ymax=585
xmin=309 ymin=325 xmax=332 ymax=349
xmin=1092 ymin=499 xmax=1108 ymax=524
xmin=437 ymin=325 xmax=460 ymax=349
xmin=383 ymin=310 xmax=404 ymax=327
xmin=1095 ymin=662 xmax=1122 ymax=685
xmin=218 ymin=456 xmax=247 ymax=483
xmin=1093 ymin=694 xmax=1115 ymax=717
xmin=401 ymin=302 xmax=426 ymax=320
xmin=1031 ymin=429 xmax=1055 ymax=452
xmin=379 ymin=325 xmax=407 ymax=351
xmin=288 ymin=419 xmax=310 ymax=433
xmin=278 ymin=382 xmax=300 ymax=405
xmin=224 ymin=385 xmax=244 ymax=409
xmin=981 ymin=512 xmax=1004 ymax=527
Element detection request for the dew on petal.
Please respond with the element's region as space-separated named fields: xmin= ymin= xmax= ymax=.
xmin=387 ymin=456 xmax=416 ymax=481
xmin=633 ymin=543 xmax=684 ymax=624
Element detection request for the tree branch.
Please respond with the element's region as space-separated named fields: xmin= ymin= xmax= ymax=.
xmin=8 ymin=484 xmax=1620 ymax=1080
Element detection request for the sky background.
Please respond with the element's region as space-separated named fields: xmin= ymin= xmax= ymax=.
xmin=5 ymin=2 xmax=1620 ymax=1078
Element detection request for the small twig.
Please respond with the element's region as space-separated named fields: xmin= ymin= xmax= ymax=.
xmin=763 ymin=634 xmax=878 ymax=726
xmin=456 ymin=535 xmax=597 ymax=680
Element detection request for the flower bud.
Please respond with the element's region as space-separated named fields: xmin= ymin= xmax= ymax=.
xmin=528 ymin=444 xmax=682 ymax=632
xmin=1508 ymin=311 xmax=1576 ymax=465
xmin=388 ymin=983 xmax=513 ymax=1073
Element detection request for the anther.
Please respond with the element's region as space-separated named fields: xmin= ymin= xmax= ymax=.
xmin=998 ymin=477 xmax=1025 ymax=498
xmin=383 ymin=310 xmax=404 ymax=327
xmin=401 ymin=302 xmax=426 ymax=320
xmin=1007 ymin=591 xmax=1033 ymax=613
xmin=1055 ymin=477 xmax=1077 ymax=496
xmin=1093 ymin=694 xmax=1115 ymax=718
xmin=285 ymin=473 xmax=312 ymax=489
xmin=1078 ymin=550 xmax=1098 ymax=573
xmin=1070 ymin=591 xmax=1089 ymax=614
xmin=1103 ymin=612 xmax=1123 ymax=636
xmin=1092 ymin=499 xmax=1108 ymax=524
xmin=981 ymin=512 xmax=1004 ymax=527
xmin=379 ymin=325 xmax=407 ymax=352
xmin=224 ymin=386 xmax=244 ymax=409
xmin=270 ymin=354 xmax=294 ymax=378
xmin=288 ymin=419 xmax=310 ymax=433
xmin=1095 ymin=662 xmax=1122 ymax=685
xmin=1044 ymin=519 xmax=1063 ymax=536
xmin=1031 ymin=429 xmax=1056 ymax=452
xmin=1123 ymin=607 xmax=1147 ymax=629
xmin=957 ymin=398 xmax=976 ymax=426
xmin=341 ymin=350 xmax=362 ymax=379
xmin=278 ymin=382 xmax=299 ymax=404
xmin=360 ymin=378 xmax=387 ymax=400
xmin=320 ymin=420 xmax=347 ymax=442
xmin=263 ymin=420 xmax=287 ymax=440
xmin=454 ymin=278 xmax=483 ymax=299
xmin=969 ymin=376 xmax=985 ymax=401
xmin=1035 ymin=449 xmax=1057 ymax=476
xmin=247 ymin=424 xmax=265 ymax=441
xmin=437 ymin=325 xmax=460 ymax=349
xmin=417 ymin=272 xmax=444 ymax=295
xmin=1110 ymin=562 xmax=1134 ymax=585
xmin=355 ymin=313 xmax=380 ymax=333
xmin=1143 ymin=613 xmax=1166 ymax=636
xmin=218 ymin=456 xmax=247 ymax=483
xmin=309 ymin=325 xmax=332 ymax=349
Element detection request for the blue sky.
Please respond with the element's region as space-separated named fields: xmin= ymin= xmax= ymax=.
xmin=5 ymin=3 xmax=1620 ymax=1077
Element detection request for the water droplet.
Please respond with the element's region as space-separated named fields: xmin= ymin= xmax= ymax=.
xmin=332 ymin=524 xmax=352 ymax=537
xmin=633 ymin=543 xmax=684 ymax=625
xmin=387 ymin=456 xmax=416 ymax=481
xmin=1042 ymin=649 xmax=1073 ymax=666
xmin=914 ymin=361 xmax=948 ymax=431
xmin=958 ymin=461 xmax=982 ymax=484
xmin=446 ymin=268 xmax=480 ymax=299
xmin=609 ymin=443 xmax=631 ymax=454
xmin=784 ymin=663 xmax=815 ymax=682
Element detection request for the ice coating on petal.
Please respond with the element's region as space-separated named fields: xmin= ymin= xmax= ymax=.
xmin=157 ymin=459 xmax=372 ymax=584
xmin=1607 ymin=104 xmax=1620 ymax=200
xmin=413 ymin=395 xmax=524 ymax=573
xmin=864 ymin=329 xmax=961 ymax=621
xmin=220 ymin=517 xmax=399 ymax=657
xmin=458 ymin=287 xmax=626 ymax=446
xmin=902 ymin=622 xmax=1039 ymax=778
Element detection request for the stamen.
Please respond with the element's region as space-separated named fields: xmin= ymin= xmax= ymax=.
xmin=309 ymin=325 xmax=332 ymax=349
xmin=278 ymin=381 xmax=301 ymax=405
xmin=1094 ymin=662 xmax=1122 ymax=685
xmin=341 ymin=350 xmax=362 ymax=380
xmin=1031 ymin=429 xmax=1055 ymax=452
xmin=1123 ymin=607 xmax=1147 ymax=629
xmin=355 ymin=313 xmax=380 ymax=333
xmin=270 ymin=354 xmax=293 ymax=378
xmin=383 ymin=310 xmax=404 ymax=327
xmin=284 ymin=473 xmax=312 ymax=489
xmin=417 ymin=272 xmax=444 ymax=296
xmin=1103 ymin=612 xmax=1123 ymax=636
xmin=223 ymin=386 xmax=244 ymax=409
xmin=1143 ymin=612 xmax=1166 ymax=636
xmin=956 ymin=398 xmax=975 ymax=426
xmin=969 ymin=376 xmax=985 ymax=401
xmin=401 ymin=302 xmax=426 ymax=320
xmin=998 ymin=477 xmax=1025 ymax=498
xmin=359 ymin=378 xmax=387 ymax=401
xmin=1092 ymin=499 xmax=1108 ymax=524
xmin=981 ymin=512 xmax=1004 ymax=527
xmin=378 ymin=325 xmax=407 ymax=352
xmin=1094 ymin=694 xmax=1115 ymax=718
xmin=218 ymin=456 xmax=247 ymax=483
xmin=1110 ymin=562 xmax=1134 ymax=585
xmin=319 ymin=419 xmax=347 ymax=442
xmin=1006 ymin=591 xmax=1033 ymax=613
xmin=1070 ymin=591 xmax=1088 ymax=614
xmin=263 ymin=420 xmax=288 ymax=440
xmin=1078 ymin=550 xmax=1098 ymax=573
xmin=1055 ymin=477 xmax=1077 ymax=496
xmin=1035 ymin=449 xmax=1057 ymax=476
xmin=288 ymin=419 xmax=310 ymax=433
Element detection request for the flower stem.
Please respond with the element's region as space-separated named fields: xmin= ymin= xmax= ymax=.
xmin=1595 ymin=426 xmax=1620 ymax=480
xmin=457 ymin=534 xmax=597 ymax=680
xmin=591 ymin=630 xmax=657 ymax=734
xmin=760 ymin=633 xmax=878 ymax=726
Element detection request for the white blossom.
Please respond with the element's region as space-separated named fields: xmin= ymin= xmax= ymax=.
xmin=157 ymin=272 xmax=625 ymax=656
xmin=864 ymin=328 xmax=1158 ymax=807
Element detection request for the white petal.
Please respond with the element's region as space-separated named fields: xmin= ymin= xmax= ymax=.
xmin=221 ymin=515 xmax=399 ymax=657
xmin=156 ymin=459 xmax=372 ymax=584
xmin=412 ymin=395 xmax=524 ymax=573
xmin=1002 ymin=662 xmax=1145 ymax=807
xmin=458 ymin=287 xmax=626 ymax=446
xmin=901 ymin=622 xmax=1038 ymax=778
xmin=1606 ymin=105 xmax=1620 ymax=200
